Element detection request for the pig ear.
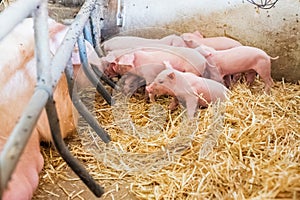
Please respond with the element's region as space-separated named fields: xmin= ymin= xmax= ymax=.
xmin=193 ymin=31 xmax=204 ymax=38
xmin=181 ymin=33 xmax=191 ymax=41
xmin=104 ymin=53 xmax=117 ymax=63
xmin=118 ymin=53 xmax=135 ymax=66
xmin=111 ymin=62 xmax=118 ymax=72
xmin=167 ymin=72 xmax=176 ymax=80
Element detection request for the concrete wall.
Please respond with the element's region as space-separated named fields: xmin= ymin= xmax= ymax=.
xmin=102 ymin=0 xmax=300 ymax=82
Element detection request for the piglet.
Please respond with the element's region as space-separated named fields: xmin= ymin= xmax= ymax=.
xmin=146 ymin=63 xmax=229 ymax=118
xmin=102 ymin=34 xmax=187 ymax=53
xmin=199 ymin=45 xmax=279 ymax=93
xmin=103 ymin=44 xmax=223 ymax=84
xmin=181 ymin=31 xmax=242 ymax=50
xmin=119 ymin=64 xmax=166 ymax=95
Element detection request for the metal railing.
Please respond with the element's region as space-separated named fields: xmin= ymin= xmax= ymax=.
xmin=0 ymin=0 xmax=113 ymax=198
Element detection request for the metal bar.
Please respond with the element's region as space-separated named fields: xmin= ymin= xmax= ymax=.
xmin=77 ymin=34 xmax=114 ymax=105
xmin=0 ymin=0 xmax=98 ymax=195
xmin=91 ymin=64 xmax=118 ymax=89
xmin=90 ymin=1 xmax=104 ymax=57
xmin=83 ymin=24 xmax=118 ymax=89
xmin=65 ymin=61 xmax=111 ymax=143
xmin=45 ymin=95 xmax=104 ymax=197
xmin=50 ymin=0 xmax=97 ymax=85
xmin=0 ymin=90 xmax=49 ymax=196
xmin=83 ymin=21 xmax=94 ymax=45
xmin=33 ymin=0 xmax=52 ymax=88
xmin=0 ymin=0 xmax=50 ymax=195
xmin=0 ymin=0 xmax=42 ymax=42
xmin=116 ymin=0 xmax=124 ymax=27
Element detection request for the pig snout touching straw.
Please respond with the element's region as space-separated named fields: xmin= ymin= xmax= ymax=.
xmin=146 ymin=61 xmax=229 ymax=119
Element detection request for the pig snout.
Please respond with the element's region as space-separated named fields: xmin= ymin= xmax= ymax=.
xmin=146 ymin=85 xmax=154 ymax=94
xmin=119 ymin=73 xmax=146 ymax=95
xmin=146 ymin=85 xmax=156 ymax=102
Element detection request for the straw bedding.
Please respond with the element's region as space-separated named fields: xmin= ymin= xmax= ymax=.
xmin=33 ymin=78 xmax=299 ymax=199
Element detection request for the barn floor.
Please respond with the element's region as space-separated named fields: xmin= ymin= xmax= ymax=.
xmin=33 ymin=79 xmax=300 ymax=200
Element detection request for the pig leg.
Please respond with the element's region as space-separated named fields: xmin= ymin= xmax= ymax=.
xmin=232 ymin=73 xmax=242 ymax=84
xmin=1 ymin=129 xmax=44 ymax=200
xmin=185 ymin=96 xmax=199 ymax=119
xmin=245 ymin=70 xmax=257 ymax=86
xmin=255 ymin=62 xmax=274 ymax=94
xmin=149 ymin=93 xmax=156 ymax=102
xmin=223 ymin=75 xmax=232 ymax=88
xmin=168 ymin=97 xmax=179 ymax=110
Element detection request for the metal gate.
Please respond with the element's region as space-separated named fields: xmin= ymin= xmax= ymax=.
xmin=0 ymin=0 xmax=114 ymax=197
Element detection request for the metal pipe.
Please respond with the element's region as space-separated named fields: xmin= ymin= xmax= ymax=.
xmin=50 ymin=0 xmax=97 ymax=86
xmin=91 ymin=64 xmax=118 ymax=89
xmin=83 ymin=21 xmax=94 ymax=45
xmin=45 ymin=95 xmax=104 ymax=197
xmin=77 ymin=34 xmax=114 ymax=105
xmin=0 ymin=0 xmax=99 ymax=195
xmin=116 ymin=0 xmax=124 ymax=27
xmin=0 ymin=0 xmax=42 ymax=42
xmin=0 ymin=0 xmax=50 ymax=195
xmin=33 ymin=0 xmax=51 ymax=88
xmin=83 ymin=24 xmax=118 ymax=90
xmin=65 ymin=62 xmax=111 ymax=143
xmin=0 ymin=90 xmax=49 ymax=196
xmin=90 ymin=2 xmax=104 ymax=57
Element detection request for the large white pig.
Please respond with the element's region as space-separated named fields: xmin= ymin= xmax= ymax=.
xmin=0 ymin=18 xmax=101 ymax=200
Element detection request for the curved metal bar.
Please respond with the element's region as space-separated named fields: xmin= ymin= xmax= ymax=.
xmin=0 ymin=0 xmax=42 ymax=42
xmin=246 ymin=0 xmax=279 ymax=9
xmin=83 ymin=25 xmax=117 ymax=89
xmin=65 ymin=61 xmax=111 ymax=143
xmin=45 ymin=96 xmax=104 ymax=197
xmin=83 ymin=22 xmax=94 ymax=45
xmin=77 ymin=34 xmax=115 ymax=106
xmin=91 ymin=64 xmax=118 ymax=89
xmin=90 ymin=2 xmax=105 ymax=57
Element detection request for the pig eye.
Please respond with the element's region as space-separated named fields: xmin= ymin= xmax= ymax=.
xmin=158 ymin=79 xmax=164 ymax=84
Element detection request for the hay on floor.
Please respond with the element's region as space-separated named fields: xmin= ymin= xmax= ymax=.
xmin=34 ymin=79 xmax=300 ymax=199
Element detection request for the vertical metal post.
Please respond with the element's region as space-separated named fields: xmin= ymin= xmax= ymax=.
xmin=65 ymin=61 xmax=111 ymax=143
xmin=116 ymin=0 xmax=124 ymax=27
xmin=46 ymin=74 xmax=105 ymax=196
xmin=90 ymin=1 xmax=104 ymax=57
xmin=83 ymin=21 xmax=94 ymax=45
xmin=77 ymin=34 xmax=114 ymax=105
xmin=33 ymin=0 xmax=51 ymax=87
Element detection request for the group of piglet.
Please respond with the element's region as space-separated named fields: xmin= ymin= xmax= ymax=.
xmin=98 ymin=31 xmax=278 ymax=118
